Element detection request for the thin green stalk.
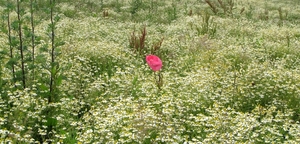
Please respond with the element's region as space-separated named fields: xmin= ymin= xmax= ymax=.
xmin=30 ymin=0 xmax=35 ymax=82
xmin=155 ymin=71 xmax=163 ymax=90
xmin=49 ymin=0 xmax=55 ymax=103
xmin=46 ymin=0 xmax=56 ymax=140
xmin=7 ymin=0 xmax=16 ymax=86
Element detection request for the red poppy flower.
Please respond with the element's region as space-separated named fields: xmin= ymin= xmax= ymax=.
xmin=146 ymin=55 xmax=162 ymax=71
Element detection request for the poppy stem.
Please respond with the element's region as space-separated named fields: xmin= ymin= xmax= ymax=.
xmin=155 ymin=71 xmax=163 ymax=90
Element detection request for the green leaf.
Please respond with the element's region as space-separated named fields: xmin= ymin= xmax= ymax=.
xmin=55 ymin=75 xmax=64 ymax=86
xmin=10 ymin=36 xmax=19 ymax=47
xmin=132 ymin=75 xmax=138 ymax=86
xmin=0 ymin=49 xmax=8 ymax=56
xmin=6 ymin=2 xmax=15 ymax=10
xmin=11 ymin=20 xmax=20 ymax=30
xmin=39 ymin=44 xmax=48 ymax=52
xmin=39 ymin=83 xmax=48 ymax=91
xmin=55 ymin=41 xmax=65 ymax=47
xmin=54 ymin=15 xmax=60 ymax=22
xmin=46 ymin=117 xmax=57 ymax=127
xmin=35 ymin=54 xmax=46 ymax=63
xmin=0 ymin=25 xmax=8 ymax=34
xmin=6 ymin=57 xmax=18 ymax=67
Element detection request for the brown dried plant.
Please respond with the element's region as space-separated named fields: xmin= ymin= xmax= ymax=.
xmin=205 ymin=0 xmax=235 ymax=15
xmin=188 ymin=9 xmax=193 ymax=16
xmin=103 ymin=9 xmax=108 ymax=17
xmin=151 ymin=38 xmax=164 ymax=54
xmin=129 ymin=27 xmax=164 ymax=56
xmin=205 ymin=0 xmax=218 ymax=14
xmin=129 ymin=27 xmax=147 ymax=54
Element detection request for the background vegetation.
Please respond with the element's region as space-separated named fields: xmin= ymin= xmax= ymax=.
xmin=0 ymin=0 xmax=299 ymax=143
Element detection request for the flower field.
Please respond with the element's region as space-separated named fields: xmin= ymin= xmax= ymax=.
xmin=0 ymin=0 xmax=300 ymax=143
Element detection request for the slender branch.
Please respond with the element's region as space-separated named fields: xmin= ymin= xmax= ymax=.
xmin=17 ymin=0 xmax=26 ymax=89
xmin=205 ymin=0 xmax=218 ymax=14
xmin=51 ymin=1 xmax=55 ymax=65
xmin=47 ymin=0 xmax=56 ymax=141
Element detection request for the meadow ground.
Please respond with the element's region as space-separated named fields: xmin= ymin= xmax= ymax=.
xmin=0 ymin=0 xmax=300 ymax=143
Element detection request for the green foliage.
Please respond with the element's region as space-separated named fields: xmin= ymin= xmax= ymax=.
xmin=196 ymin=11 xmax=217 ymax=37
xmin=130 ymin=0 xmax=143 ymax=15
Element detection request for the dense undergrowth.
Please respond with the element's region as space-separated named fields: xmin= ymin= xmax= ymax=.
xmin=0 ymin=0 xmax=300 ymax=143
